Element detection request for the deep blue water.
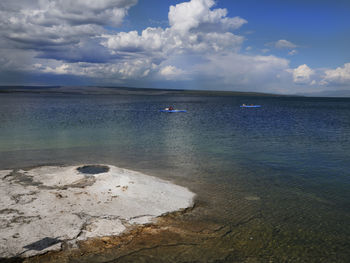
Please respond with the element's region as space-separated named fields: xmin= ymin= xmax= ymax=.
xmin=0 ymin=93 xmax=349 ymax=261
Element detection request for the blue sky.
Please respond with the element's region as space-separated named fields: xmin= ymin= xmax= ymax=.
xmin=127 ymin=0 xmax=350 ymax=68
xmin=0 ymin=0 xmax=350 ymax=95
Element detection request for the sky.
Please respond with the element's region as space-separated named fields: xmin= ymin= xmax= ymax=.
xmin=0 ymin=0 xmax=350 ymax=95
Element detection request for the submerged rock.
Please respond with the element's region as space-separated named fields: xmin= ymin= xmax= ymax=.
xmin=0 ymin=165 xmax=195 ymax=258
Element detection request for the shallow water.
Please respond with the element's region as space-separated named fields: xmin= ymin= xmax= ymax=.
xmin=0 ymin=92 xmax=350 ymax=262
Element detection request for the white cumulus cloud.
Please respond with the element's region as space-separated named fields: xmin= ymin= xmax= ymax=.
xmin=101 ymin=0 xmax=247 ymax=80
xmin=292 ymin=64 xmax=314 ymax=84
xmin=102 ymin=0 xmax=246 ymax=57
xmin=288 ymin=49 xmax=298 ymax=56
xmin=159 ymin=65 xmax=185 ymax=80
xmin=275 ymin=39 xmax=297 ymax=49
xmin=322 ymin=63 xmax=350 ymax=85
xmin=168 ymin=0 xmax=246 ymax=34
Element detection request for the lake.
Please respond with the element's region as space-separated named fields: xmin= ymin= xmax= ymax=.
xmin=0 ymin=92 xmax=349 ymax=262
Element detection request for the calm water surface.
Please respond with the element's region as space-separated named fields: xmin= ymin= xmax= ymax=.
xmin=0 ymin=93 xmax=349 ymax=262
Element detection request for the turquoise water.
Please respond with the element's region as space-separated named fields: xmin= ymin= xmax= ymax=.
xmin=0 ymin=93 xmax=350 ymax=262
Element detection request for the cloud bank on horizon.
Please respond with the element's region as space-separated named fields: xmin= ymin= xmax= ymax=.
xmin=0 ymin=0 xmax=349 ymax=94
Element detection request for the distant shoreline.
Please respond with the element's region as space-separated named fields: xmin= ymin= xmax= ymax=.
xmin=2 ymin=85 xmax=350 ymax=99
xmin=0 ymin=85 xmax=295 ymax=97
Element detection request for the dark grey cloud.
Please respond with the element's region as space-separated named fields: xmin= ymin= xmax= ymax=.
xmin=0 ymin=0 xmax=137 ymax=50
xmin=0 ymin=0 xmax=138 ymax=76
xmin=34 ymin=39 xmax=125 ymax=63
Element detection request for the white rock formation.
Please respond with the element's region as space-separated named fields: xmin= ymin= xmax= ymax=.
xmin=0 ymin=165 xmax=195 ymax=258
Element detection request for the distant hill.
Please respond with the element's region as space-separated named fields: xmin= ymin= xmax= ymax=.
xmin=0 ymin=86 xmax=291 ymax=97
xmin=300 ymin=89 xmax=350 ymax=98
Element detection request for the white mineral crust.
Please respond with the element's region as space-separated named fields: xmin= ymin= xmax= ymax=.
xmin=0 ymin=165 xmax=195 ymax=258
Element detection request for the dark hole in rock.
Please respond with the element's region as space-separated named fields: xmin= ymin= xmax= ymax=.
xmin=77 ymin=165 xmax=109 ymax=175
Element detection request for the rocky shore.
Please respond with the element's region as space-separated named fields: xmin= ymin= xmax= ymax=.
xmin=0 ymin=165 xmax=195 ymax=259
